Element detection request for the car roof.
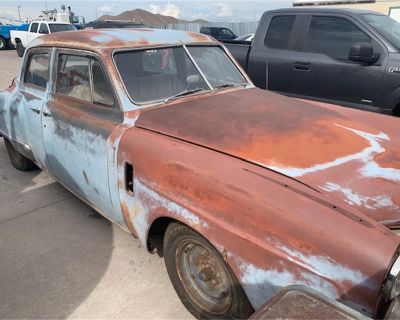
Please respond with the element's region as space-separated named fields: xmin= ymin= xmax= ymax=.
xmin=266 ymin=7 xmax=385 ymax=15
xmin=32 ymin=21 xmax=73 ymax=24
xmin=29 ymin=28 xmax=216 ymax=53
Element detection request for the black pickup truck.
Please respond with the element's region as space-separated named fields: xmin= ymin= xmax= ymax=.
xmin=225 ymin=8 xmax=400 ymax=116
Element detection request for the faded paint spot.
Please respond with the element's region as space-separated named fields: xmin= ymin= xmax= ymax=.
xmin=322 ymin=182 xmax=399 ymax=211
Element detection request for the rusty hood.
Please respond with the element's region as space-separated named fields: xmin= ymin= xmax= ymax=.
xmin=135 ymin=88 xmax=400 ymax=228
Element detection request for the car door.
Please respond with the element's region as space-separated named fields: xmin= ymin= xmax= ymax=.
xmin=42 ymin=49 xmax=124 ymax=221
xmin=15 ymin=48 xmax=51 ymax=166
xmin=28 ymin=22 xmax=39 ymax=43
xmin=246 ymin=14 xmax=305 ymax=92
xmin=292 ymin=14 xmax=385 ymax=109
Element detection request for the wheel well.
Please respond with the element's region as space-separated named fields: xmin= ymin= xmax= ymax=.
xmin=147 ymin=217 xmax=175 ymax=257
xmin=393 ymin=104 xmax=400 ymax=117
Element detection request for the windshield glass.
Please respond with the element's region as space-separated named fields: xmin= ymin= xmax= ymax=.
xmin=49 ymin=24 xmax=76 ymax=33
xmin=114 ymin=45 xmax=247 ymax=104
xmin=362 ymin=14 xmax=400 ymax=49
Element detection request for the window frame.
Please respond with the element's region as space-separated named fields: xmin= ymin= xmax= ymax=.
xmin=53 ymin=49 xmax=118 ymax=109
xmin=112 ymin=43 xmax=250 ymax=108
xmin=22 ymin=48 xmax=51 ymax=91
xmin=300 ymin=13 xmax=385 ymax=64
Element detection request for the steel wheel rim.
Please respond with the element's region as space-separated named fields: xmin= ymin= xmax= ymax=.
xmin=0 ymin=39 xmax=5 ymax=49
xmin=176 ymin=240 xmax=232 ymax=315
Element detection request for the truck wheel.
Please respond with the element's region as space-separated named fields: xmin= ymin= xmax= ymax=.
xmin=4 ymin=138 xmax=37 ymax=171
xmin=163 ymin=222 xmax=254 ymax=319
xmin=0 ymin=37 xmax=6 ymax=50
xmin=16 ymin=42 xmax=25 ymax=57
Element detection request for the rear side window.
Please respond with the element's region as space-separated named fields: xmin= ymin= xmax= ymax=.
xmin=24 ymin=53 xmax=50 ymax=89
xmin=30 ymin=23 xmax=39 ymax=33
xmin=303 ymin=16 xmax=371 ymax=61
xmin=56 ymin=54 xmax=114 ymax=106
xmin=265 ymin=15 xmax=296 ymax=49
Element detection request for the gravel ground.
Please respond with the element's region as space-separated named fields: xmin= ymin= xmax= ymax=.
xmin=0 ymin=50 xmax=192 ymax=319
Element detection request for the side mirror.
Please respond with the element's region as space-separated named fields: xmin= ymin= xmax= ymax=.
xmin=349 ymin=42 xmax=379 ymax=64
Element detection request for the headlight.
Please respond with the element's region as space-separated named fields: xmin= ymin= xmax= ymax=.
xmin=385 ymin=297 xmax=400 ymax=319
xmin=383 ymin=255 xmax=400 ymax=300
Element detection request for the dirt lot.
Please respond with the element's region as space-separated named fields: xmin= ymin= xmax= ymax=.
xmin=0 ymin=50 xmax=192 ymax=319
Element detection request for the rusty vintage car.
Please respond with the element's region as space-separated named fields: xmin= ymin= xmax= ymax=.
xmin=1 ymin=29 xmax=400 ymax=319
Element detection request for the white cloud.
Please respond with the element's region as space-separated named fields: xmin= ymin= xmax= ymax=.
xmin=149 ymin=2 xmax=180 ymax=19
xmin=213 ymin=2 xmax=233 ymax=17
xmin=99 ymin=4 xmax=114 ymax=14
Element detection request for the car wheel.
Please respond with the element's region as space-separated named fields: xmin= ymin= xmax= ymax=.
xmin=164 ymin=222 xmax=254 ymax=319
xmin=16 ymin=42 xmax=25 ymax=57
xmin=0 ymin=36 xmax=6 ymax=50
xmin=4 ymin=138 xmax=37 ymax=171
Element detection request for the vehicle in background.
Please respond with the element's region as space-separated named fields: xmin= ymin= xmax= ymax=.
xmin=235 ymin=33 xmax=254 ymax=42
xmin=225 ymin=8 xmax=400 ymax=116
xmin=0 ymin=23 xmax=29 ymax=50
xmin=10 ymin=21 xmax=76 ymax=57
xmin=200 ymin=26 xmax=237 ymax=41
xmin=1 ymin=28 xmax=400 ymax=320
xmin=84 ymin=20 xmax=148 ymax=29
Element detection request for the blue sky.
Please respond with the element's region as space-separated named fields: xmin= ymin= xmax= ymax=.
xmin=0 ymin=1 xmax=292 ymax=23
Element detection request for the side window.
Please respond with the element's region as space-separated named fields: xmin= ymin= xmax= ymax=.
xmin=39 ymin=23 xmax=49 ymax=34
xmin=30 ymin=22 xmax=39 ymax=33
xmin=221 ymin=28 xmax=234 ymax=37
xmin=56 ymin=54 xmax=114 ymax=106
xmin=56 ymin=54 xmax=91 ymax=101
xmin=304 ymin=16 xmax=371 ymax=61
xmin=91 ymin=60 xmax=115 ymax=106
xmin=24 ymin=53 xmax=50 ymax=89
xmin=265 ymin=15 xmax=296 ymax=49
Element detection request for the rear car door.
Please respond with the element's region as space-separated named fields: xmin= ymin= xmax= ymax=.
xmin=28 ymin=22 xmax=39 ymax=43
xmin=42 ymin=49 xmax=123 ymax=221
xmin=3 ymin=48 xmax=49 ymax=166
xmin=292 ymin=14 xmax=385 ymax=110
xmin=247 ymin=13 xmax=304 ymax=93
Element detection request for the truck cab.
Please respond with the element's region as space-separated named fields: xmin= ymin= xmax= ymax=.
xmin=226 ymin=8 xmax=400 ymax=116
xmin=200 ymin=27 xmax=237 ymax=41
xmin=10 ymin=21 xmax=76 ymax=57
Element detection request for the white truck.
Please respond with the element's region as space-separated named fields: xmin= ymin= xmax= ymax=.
xmin=10 ymin=21 xmax=76 ymax=57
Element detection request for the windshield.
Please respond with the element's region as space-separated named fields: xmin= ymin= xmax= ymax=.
xmin=48 ymin=24 xmax=76 ymax=33
xmin=362 ymin=14 xmax=400 ymax=49
xmin=114 ymin=45 xmax=247 ymax=104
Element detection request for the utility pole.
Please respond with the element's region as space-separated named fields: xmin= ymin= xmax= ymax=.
xmin=17 ymin=5 xmax=21 ymax=21
xmin=179 ymin=3 xmax=183 ymax=20
xmin=44 ymin=0 xmax=48 ymax=10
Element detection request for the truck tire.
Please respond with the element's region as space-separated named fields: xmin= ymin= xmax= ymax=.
xmin=0 ymin=36 xmax=6 ymax=50
xmin=16 ymin=42 xmax=25 ymax=57
xmin=3 ymin=138 xmax=37 ymax=171
xmin=163 ymin=222 xmax=254 ymax=319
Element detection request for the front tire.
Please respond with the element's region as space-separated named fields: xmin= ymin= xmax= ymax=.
xmin=16 ymin=42 xmax=25 ymax=57
xmin=4 ymin=138 xmax=37 ymax=171
xmin=164 ymin=222 xmax=253 ymax=319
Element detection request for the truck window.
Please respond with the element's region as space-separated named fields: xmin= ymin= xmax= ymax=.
xmin=220 ymin=28 xmax=234 ymax=37
xmin=30 ymin=23 xmax=39 ymax=33
xmin=39 ymin=23 xmax=49 ymax=34
xmin=56 ymin=54 xmax=114 ymax=106
xmin=265 ymin=16 xmax=296 ymax=49
xmin=303 ymin=16 xmax=371 ymax=61
xmin=24 ymin=53 xmax=50 ymax=89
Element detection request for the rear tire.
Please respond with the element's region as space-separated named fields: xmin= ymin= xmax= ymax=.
xmin=16 ymin=42 xmax=25 ymax=57
xmin=164 ymin=222 xmax=253 ymax=319
xmin=4 ymin=138 xmax=37 ymax=171
xmin=0 ymin=36 xmax=6 ymax=50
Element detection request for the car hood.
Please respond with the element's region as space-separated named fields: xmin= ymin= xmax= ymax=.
xmin=135 ymin=88 xmax=400 ymax=228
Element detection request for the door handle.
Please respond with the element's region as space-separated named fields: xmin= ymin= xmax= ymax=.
xmin=29 ymin=107 xmax=40 ymax=114
xmin=294 ymin=62 xmax=310 ymax=71
xmin=42 ymin=110 xmax=52 ymax=118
